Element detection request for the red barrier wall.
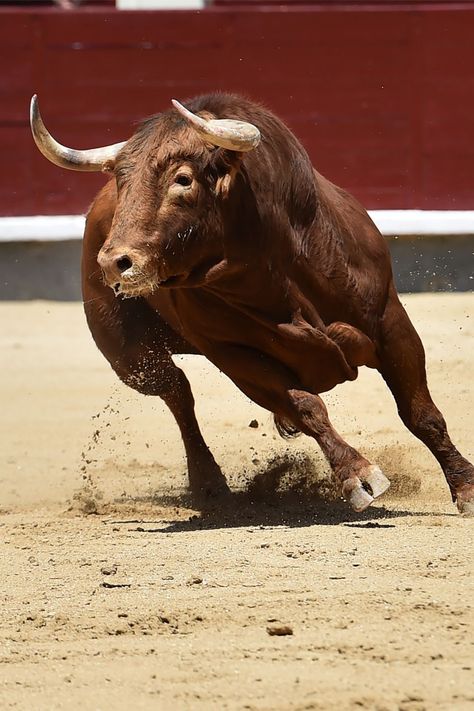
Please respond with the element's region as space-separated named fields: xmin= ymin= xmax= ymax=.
xmin=1 ymin=4 xmax=473 ymax=216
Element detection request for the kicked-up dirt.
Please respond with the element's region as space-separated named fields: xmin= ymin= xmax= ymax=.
xmin=1 ymin=294 xmax=473 ymax=710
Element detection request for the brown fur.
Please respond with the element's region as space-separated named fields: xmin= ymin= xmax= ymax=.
xmin=82 ymin=93 xmax=473 ymax=507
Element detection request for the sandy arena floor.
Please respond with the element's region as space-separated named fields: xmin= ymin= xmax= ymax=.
xmin=1 ymin=294 xmax=473 ymax=710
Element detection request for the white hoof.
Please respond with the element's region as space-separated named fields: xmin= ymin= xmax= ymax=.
xmin=362 ymin=465 xmax=391 ymax=499
xmin=343 ymin=480 xmax=374 ymax=512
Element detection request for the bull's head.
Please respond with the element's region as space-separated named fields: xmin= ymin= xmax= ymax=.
xmin=30 ymin=96 xmax=261 ymax=296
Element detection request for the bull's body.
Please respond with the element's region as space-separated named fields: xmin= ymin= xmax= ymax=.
xmin=87 ymin=168 xmax=383 ymax=396
xmin=33 ymin=92 xmax=474 ymax=513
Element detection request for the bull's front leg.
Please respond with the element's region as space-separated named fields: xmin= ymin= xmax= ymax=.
xmin=206 ymin=344 xmax=390 ymax=512
xmin=82 ymin=199 xmax=228 ymax=503
xmin=120 ymin=352 xmax=230 ymax=501
xmin=83 ymin=295 xmax=229 ymax=502
xmin=284 ymin=389 xmax=390 ymax=511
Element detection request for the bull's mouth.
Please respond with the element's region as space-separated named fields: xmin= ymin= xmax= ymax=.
xmin=111 ymin=258 xmax=226 ymax=297
xmin=111 ymin=273 xmax=186 ymax=298
xmin=112 ymin=278 xmax=157 ymax=298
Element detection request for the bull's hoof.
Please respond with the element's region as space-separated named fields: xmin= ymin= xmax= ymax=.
xmin=350 ymin=485 xmax=374 ymax=512
xmin=201 ymin=479 xmax=231 ymax=500
xmin=342 ymin=466 xmax=391 ymax=513
xmin=188 ymin=481 xmax=231 ymax=510
xmin=188 ymin=459 xmax=231 ymax=505
xmin=360 ymin=465 xmax=391 ymax=499
xmin=455 ymin=484 xmax=474 ymax=516
xmin=342 ymin=477 xmax=374 ymax=513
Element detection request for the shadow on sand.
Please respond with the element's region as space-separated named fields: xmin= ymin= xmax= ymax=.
xmin=100 ymin=453 xmax=455 ymax=533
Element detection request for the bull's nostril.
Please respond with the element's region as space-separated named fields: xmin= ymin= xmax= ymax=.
xmin=116 ymin=255 xmax=133 ymax=273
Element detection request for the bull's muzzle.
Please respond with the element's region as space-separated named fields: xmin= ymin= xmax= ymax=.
xmin=97 ymin=249 xmax=152 ymax=296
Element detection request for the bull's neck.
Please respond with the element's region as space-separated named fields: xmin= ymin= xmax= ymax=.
xmin=199 ymin=255 xmax=296 ymax=324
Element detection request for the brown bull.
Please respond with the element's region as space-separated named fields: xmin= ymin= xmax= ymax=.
xmin=30 ymin=92 xmax=474 ymax=514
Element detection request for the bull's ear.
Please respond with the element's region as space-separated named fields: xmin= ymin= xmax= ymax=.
xmin=214 ymin=151 xmax=243 ymax=198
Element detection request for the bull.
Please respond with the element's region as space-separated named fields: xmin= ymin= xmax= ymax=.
xmin=30 ymin=92 xmax=474 ymax=514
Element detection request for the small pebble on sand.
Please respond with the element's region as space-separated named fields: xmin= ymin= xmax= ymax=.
xmin=267 ymin=624 xmax=293 ymax=636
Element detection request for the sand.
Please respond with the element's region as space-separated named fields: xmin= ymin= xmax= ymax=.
xmin=1 ymin=294 xmax=473 ymax=710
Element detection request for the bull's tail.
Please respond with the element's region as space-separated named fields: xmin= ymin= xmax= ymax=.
xmin=273 ymin=414 xmax=302 ymax=439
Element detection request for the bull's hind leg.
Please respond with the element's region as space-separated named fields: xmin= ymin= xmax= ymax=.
xmin=377 ymin=288 xmax=474 ymax=514
xmin=83 ymin=296 xmax=229 ymax=501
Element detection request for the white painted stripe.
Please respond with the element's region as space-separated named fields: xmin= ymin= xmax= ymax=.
xmin=0 ymin=211 xmax=473 ymax=243
xmin=117 ymin=0 xmax=205 ymax=7
xmin=0 ymin=215 xmax=86 ymax=242
xmin=371 ymin=210 xmax=474 ymax=236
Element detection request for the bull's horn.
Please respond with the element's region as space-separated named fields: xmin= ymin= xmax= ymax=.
xmin=30 ymin=95 xmax=127 ymax=172
xmin=171 ymin=99 xmax=260 ymax=152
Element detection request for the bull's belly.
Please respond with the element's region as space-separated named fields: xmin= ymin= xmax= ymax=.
xmin=201 ymin=322 xmax=358 ymax=395
xmin=151 ymin=290 xmax=364 ymax=395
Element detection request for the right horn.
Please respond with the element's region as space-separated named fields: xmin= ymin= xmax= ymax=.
xmin=30 ymin=95 xmax=127 ymax=172
xmin=171 ymin=99 xmax=261 ymax=152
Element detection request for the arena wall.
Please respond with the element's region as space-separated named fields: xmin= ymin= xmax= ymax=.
xmin=1 ymin=3 xmax=474 ymax=216
xmin=1 ymin=3 xmax=473 ymax=298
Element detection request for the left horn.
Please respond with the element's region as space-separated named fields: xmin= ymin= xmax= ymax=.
xmin=30 ymin=95 xmax=127 ymax=172
xmin=171 ymin=99 xmax=261 ymax=152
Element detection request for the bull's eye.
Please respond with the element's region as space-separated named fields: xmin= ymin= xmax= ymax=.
xmin=174 ymin=174 xmax=193 ymax=187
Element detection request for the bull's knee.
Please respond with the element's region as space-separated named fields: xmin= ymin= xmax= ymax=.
xmin=286 ymin=389 xmax=327 ymax=436
xmin=114 ymin=358 xmax=189 ymax=399
xmin=327 ymin=322 xmax=379 ymax=368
